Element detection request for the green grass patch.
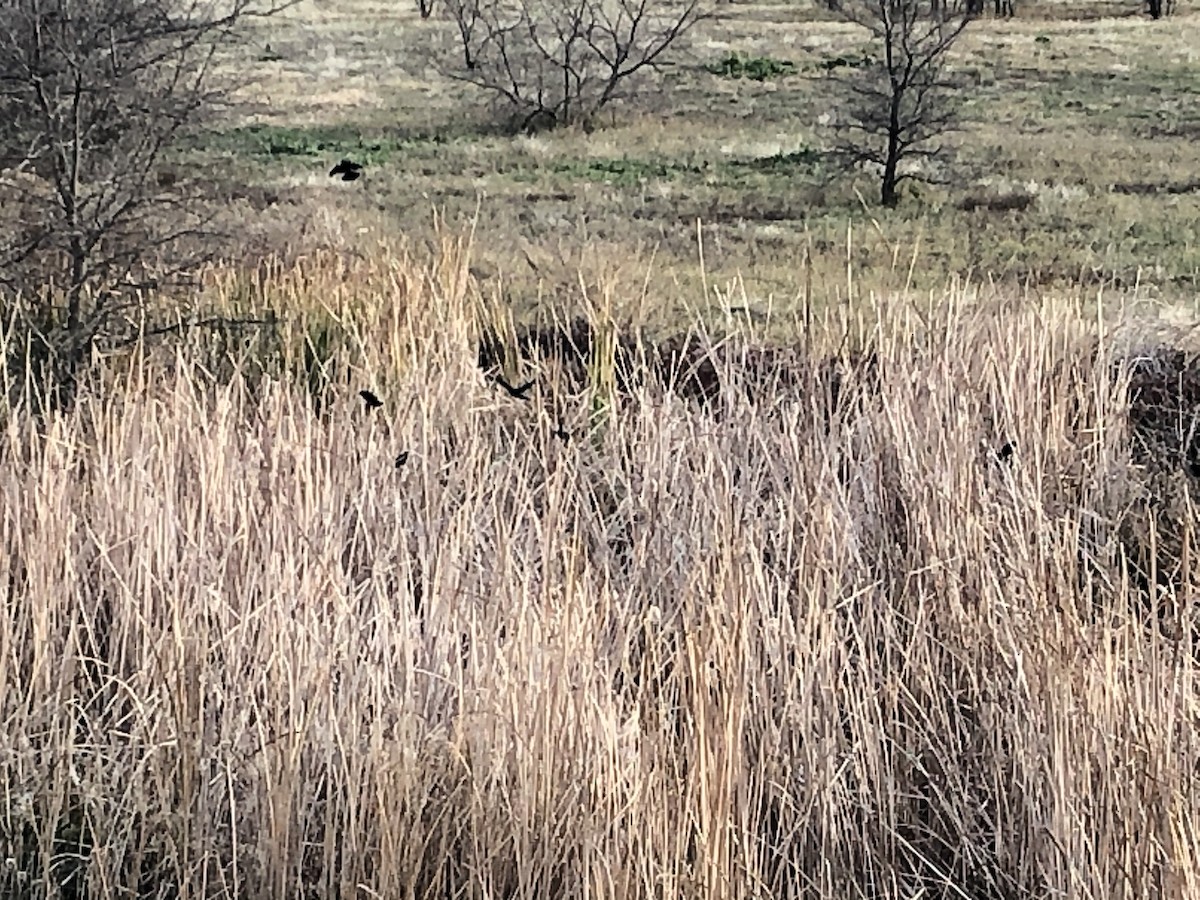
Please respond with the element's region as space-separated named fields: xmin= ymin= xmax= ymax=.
xmin=813 ymin=50 xmax=877 ymax=71
xmin=548 ymin=157 xmax=707 ymax=187
xmin=727 ymin=148 xmax=825 ymax=174
xmin=192 ymin=123 xmax=449 ymax=165
xmin=476 ymin=147 xmax=833 ymax=212
xmin=706 ymin=52 xmax=797 ymax=81
xmin=530 ymin=151 xmax=826 ymax=191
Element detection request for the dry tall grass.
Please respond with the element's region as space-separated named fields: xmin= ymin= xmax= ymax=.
xmin=0 ymin=239 xmax=1197 ymax=900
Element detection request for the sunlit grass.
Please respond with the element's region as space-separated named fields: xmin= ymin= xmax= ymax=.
xmin=1 ymin=241 xmax=1197 ymax=899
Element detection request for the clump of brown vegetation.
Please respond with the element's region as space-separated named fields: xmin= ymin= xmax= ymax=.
xmin=957 ymin=191 xmax=1038 ymax=213
xmin=478 ymin=316 xmax=878 ymax=415
xmin=1115 ymin=346 xmax=1200 ymax=633
xmin=0 ymin=241 xmax=1197 ymax=900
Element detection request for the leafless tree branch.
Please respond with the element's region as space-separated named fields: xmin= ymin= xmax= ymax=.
xmin=438 ymin=0 xmax=707 ymax=130
xmin=827 ymin=0 xmax=972 ymax=206
xmin=0 ymin=0 xmax=297 ymax=402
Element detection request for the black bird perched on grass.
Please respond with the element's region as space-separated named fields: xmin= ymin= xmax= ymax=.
xmin=492 ymin=375 xmax=534 ymax=401
xmin=359 ymin=389 xmax=383 ymax=410
xmin=330 ymin=159 xmax=363 ymax=181
xmin=552 ymin=421 xmax=570 ymax=444
xmin=996 ymin=441 xmax=1015 ymax=464
xmin=395 ymin=451 xmax=410 ymax=468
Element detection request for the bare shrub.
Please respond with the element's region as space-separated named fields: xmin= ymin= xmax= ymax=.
xmin=957 ymin=190 xmax=1037 ymax=213
xmin=0 ymin=0 xmax=292 ymax=402
xmin=828 ymin=0 xmax=972 ymax=207
xmin=438 ymin=0 xmax=708 ymax=131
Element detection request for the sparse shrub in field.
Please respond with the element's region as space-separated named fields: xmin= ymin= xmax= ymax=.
xmin=705 ymin=51 xmax=796 ymax=81
xmin=436 ymin=0 xmax=709 ymax=131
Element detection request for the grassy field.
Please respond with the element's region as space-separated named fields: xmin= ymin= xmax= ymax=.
xmin=194 ymin=0 xmax=1200 ymax=330
xmin=2 ymin=0 xmax=1200 ymax=897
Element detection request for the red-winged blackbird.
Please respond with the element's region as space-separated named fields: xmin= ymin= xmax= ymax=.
xmin=996 ymin=441 xmax=1015 ymax=463
xmin=493 ymin=375 xmax=534 ymax=401
xmin=552 ymin=422 xmax=570 ymax=444
xmin=330 ymin=159 xmax=363 ymax=181
xmin=395 ymin=451 xmax=409 ymax=468
xmin=359 ymin=389 xmax=383 ymax=410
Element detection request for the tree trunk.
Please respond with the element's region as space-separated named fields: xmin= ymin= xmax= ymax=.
xmin=882 ymin=92 xmax=902 ymax=207
xmin=1147 ymin=0 xmax=1162 ymax=17
xmin=67 ymin=239 xmax=87 ymax=334
xmin=881 ymin=158 xmax=899 ymax=206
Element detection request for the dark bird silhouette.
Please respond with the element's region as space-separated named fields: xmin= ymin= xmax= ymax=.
xmin=329 ymin=159 xmax=363 ymax=181
xmin=552 ymin=422 xmax=570 ymax=444
xmin=359 ymin=389 xmax=383 ymax=410
xmin=492 ymin=375 xmax=534 ymax=401
xmin=395 ymin=451 xmax=410 ymax=468
xmin=996 ymin=441 xmax=1015 ymax=463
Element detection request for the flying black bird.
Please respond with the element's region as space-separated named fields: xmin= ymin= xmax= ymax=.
xmin=359 ymin=389 xmax=383 ymax=410
xmin=395 ymin=451 xmax=410 ymax=468
xmin=552 ymin=422 xmax=570 ymax=444
xmin=493 ymin=375 xmax=534 ymax=401
xmin=996 ymin=441 xmax=1015 ymax=464
xmin=329 ymin=159 xmax=363 ymax=181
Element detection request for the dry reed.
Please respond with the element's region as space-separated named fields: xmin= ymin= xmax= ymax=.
xmin=0 ymin=238 xmax=1197 ymax=900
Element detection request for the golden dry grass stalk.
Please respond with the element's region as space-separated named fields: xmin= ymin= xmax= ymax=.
xmin=0 ymin=244 xmax=1197 ymax=900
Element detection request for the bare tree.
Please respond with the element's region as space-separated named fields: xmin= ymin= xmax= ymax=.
xmin=438 ymin=0 xmax=707 ymax=131
xmin=828 ymin=0 xmax=972 ymax=207
xmin=964 ymin=0 xmax=1014 ymax=16
xmin=443 ymin=0 xmax=485 ymax=70
xmin=0 ymin=0 xmax=291 ymax=398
